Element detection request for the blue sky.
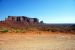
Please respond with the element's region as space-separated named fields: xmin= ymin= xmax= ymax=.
xmin=0 ymin=0 xmax=75 ymax=23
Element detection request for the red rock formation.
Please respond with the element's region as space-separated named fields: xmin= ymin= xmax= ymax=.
xmin=0 ymin=16 xmax=40 ymax=30
xmin=5 ymin=16 xmax=39 ymax=23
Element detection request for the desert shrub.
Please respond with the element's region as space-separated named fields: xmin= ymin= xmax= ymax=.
xmin=12 ymin=28 xmax=25 ymax=33
xmin=11 ymin=27 xmax=16 ymax=32
xmin=50 ymin=29 xmax=57 ymax=32
xmin=0 ymin=28 xmax=8 ymax=33
xmin=11 ymin=27 xmax=20 ymax=33
xmin=38 ymin=27 xmax=48 ymax=31
xmin=2 ymin=29 xmax=8 ymax=33
xmin=38 ymin=27 xmax=52 ymax=32
xmin=11 ymin=27 xmax=17 ymax=30
xmin=13 ymin=29 xmax=20 ymax=33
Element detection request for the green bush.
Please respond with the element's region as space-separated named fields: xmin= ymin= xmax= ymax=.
xmin=1 ymin=29 xmax=8 ymax=33
xmin=0 ymin=28 xmax=8 ymax=33
xmin=0 ymin=27 xmax=8 ymax=33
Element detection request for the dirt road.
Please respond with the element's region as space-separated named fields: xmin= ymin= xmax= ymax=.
xmin=0 ymin=32 xmax=75 ymax=50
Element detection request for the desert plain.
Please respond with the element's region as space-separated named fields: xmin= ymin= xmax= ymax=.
xmin=0 ymin=31 xmax=75 ymax=50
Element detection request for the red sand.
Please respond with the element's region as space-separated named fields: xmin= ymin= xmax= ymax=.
xmin=0 ymin=32 xmax=75 ymax=50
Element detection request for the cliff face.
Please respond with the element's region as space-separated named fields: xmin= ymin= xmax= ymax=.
xmin=5 ymin=16 xmax=39 ymax=23
xmin=0 ymin=16 xmax=41 ymax=30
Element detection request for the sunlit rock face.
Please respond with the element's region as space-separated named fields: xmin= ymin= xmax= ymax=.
xmin=5 ymin=16 xmax=39 ymax=23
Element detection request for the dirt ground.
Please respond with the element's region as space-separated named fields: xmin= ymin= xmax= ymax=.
xmin=0 ymin=32 xmax=75 ymax=50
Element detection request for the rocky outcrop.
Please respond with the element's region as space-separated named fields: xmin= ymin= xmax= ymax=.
xmin=5 ymin=16 xmax=39 ymax=23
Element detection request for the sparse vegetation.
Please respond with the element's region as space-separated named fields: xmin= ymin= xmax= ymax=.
xmin=0 ymin=27 xmax=8 ymax=33
xmin=0 ymin=20 xmax=75 ymax=34
xmin=1 ymin=29 xmax=8 ymax=33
